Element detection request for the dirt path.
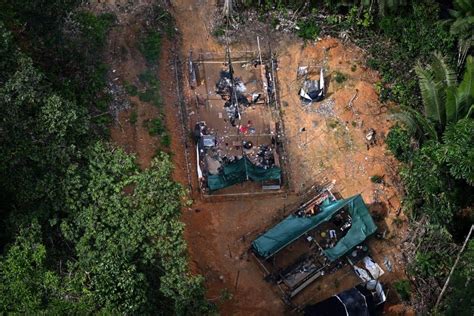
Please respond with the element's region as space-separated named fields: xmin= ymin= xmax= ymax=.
xmin=93 ymin=0 xmax=409 ymax=314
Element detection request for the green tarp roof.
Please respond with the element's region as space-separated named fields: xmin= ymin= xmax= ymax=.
xmin=207 ymin=156 xmax=281 ymax=191
xmin=251 ymin=194 xmax=377 ymax=261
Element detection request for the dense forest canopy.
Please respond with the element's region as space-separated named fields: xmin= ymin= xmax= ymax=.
xmin=0 ymin=0 xmax=211 ymax=314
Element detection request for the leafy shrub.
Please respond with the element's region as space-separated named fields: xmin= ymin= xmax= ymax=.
xmin=139 ymin=31 xmax=162 ymax=64
xmin=439 ymin=240 xmax=474 ymax=315
xmin=138 ymin=70 xmax=159 ymax=86
xmin=125 ymin=83 xmax=138 ymax=96
xmin=333 ymin=71 xmax=347 ymax=84
xmin=297 ymin=20 xmax=319 ymax=40
xmin=441 ymin=118 xmax=474 ymax=185
xmin=138 ymin=89 xmax=154 ymax=102
xmin=393 ymin=279 xmax=411 ymax=301
xmin=348 ymin=6 xmax=373 ymax=28
xmin=400 ymin=143 xmax=460 ymax=226
xmin=213 ymin=26 xmax=225 ymax=37
xmin=76 ymin=12 xmax=116 ymax=47
xmin=146 ymin=118 xmax=165 ymax=136
xmin=386 ymin=125 xmax=412 ymax=162
xmin=161 ymin=132 xmax=171 ymax=148
xmin=130 ymin=110 xmax=137 ymax=125
xmin=414 ymin=251 xmax=441 ymax=278
xmin=153 ymin=5 xmax=175 ymax=38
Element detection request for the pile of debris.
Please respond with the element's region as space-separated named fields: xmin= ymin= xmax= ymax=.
xmin=256 ymin=144 xmax=276 ymax=169
xmin=299 ymin=68 xmax=325 ymax=104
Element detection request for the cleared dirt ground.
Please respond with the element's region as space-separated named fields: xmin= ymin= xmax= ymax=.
xmin=91 ymin=0 xmax=410 ymax=314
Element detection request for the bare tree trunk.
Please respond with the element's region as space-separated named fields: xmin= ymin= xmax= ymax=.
xmin=434 ymin=224 xmax=474 ymax=309
xmin=223 ymin=0 xmax=233 ymax=20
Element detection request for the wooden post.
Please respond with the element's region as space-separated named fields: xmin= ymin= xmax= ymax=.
xmin=234 ymin=270 xmax=241 ymax=292
xmin=228 ymin=244 xmax=232 ymax=259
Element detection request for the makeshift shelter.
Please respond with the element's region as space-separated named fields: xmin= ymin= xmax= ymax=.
xmin=299 ymin=68 xmax=325 ymax=103
xmin=252 ymin=194 xmax=377 ymax=260
xmin=304 ymin=281 xmax=386 ymax=316
xmin=207 ymin=156 xmax=281 ymax=191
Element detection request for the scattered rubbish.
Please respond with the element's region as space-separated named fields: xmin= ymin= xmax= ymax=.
xmin=366 ymin=128 xmax=375 ymax=141
xmin=307 ymin=98 xmax=335 ymax=117
xmin=298 ymin=66 xmax=308 ymax=77
xmin=363 ymin=256 xmax=385 ymax=279
xmin=243 ymin=140 xmax=253 ymax=150
xmin=383 ymin=256 xmax=393 ymax=272
xmin=365 ymin=128 xmax=377 ymax=149
xmin=108 ymin=80 xmax=131 ymax=121
xmin=354 ymin=266 xmax=371 ymax=282
xmin=252 ymin=191 xmax=377 ymax=299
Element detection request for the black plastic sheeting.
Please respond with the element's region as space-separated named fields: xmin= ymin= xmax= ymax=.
xmin=304 ymin=285 xmax=380 ymax=316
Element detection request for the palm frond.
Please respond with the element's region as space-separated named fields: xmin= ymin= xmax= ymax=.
xmin=457 ymin=38 xmax=472 ymax=70
xmin=456 ymin=55 xmax=474 ymax=118
xmin=466 ymin=104 xmax=474 ymax=118
xmin=451 ymin=16 xmax=474 ymax=38
xmin=445 ymin=86 xmax=459 ymax=123
xmin=390 ymin=111 xmax=420 ymax=136
xmin=431 ymin=52 xmax=457 ymax=87
xmin=454 ymin=0 xmax=474 ymax=13
xmin=415 ymin=62 xmax=446 ymax=127
xmin=390 ymin=107 xmax=438 ymax=141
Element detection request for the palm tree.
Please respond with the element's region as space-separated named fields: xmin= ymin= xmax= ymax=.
xmin=447 ymin=0 xmax=474 ymax=69
xmin=392 ymin=54 xmax=473 ymax=140
xmin=449 ymin=0 xmax=474 ymax=41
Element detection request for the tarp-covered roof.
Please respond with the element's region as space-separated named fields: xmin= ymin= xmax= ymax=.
xmin=324 ymin=195 xmax=378 ymax=261
xmin=252 ymin=194 xmax=377 ymax=260
xmin=207 ymin=156 xmax=280 ymax=191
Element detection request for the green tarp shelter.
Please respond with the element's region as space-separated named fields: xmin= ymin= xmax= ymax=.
xmin=251 ymin=194 xmax=377 ymax=261
xmin=207 ymin=157 xmax=281 ymax=191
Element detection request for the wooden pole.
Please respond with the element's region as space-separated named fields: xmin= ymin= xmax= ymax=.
xmin=234 ymin=270 xmax=241 ymax=292
xmin=434 ymin=224 xmax=473 ymax=309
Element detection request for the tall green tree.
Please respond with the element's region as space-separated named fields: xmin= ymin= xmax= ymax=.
xmin=438 ymin=240 xmax=474 ymax=315
xmin=393 ymin=54 xmax=473 ymax=139
xmin=62 ymin=144 xmax=210 ymax=314
xmin=0 ymin=4 xmax=211 ymax=314
xmin=0 ymin=222 xmax=66 ymax=313
xmin=449 ymin=0 xmax=474 ymax=40
xmin=448 ymin=0 xmax=473 ymax=69
xmin=440 ymin=118 xmax=474 ymax=185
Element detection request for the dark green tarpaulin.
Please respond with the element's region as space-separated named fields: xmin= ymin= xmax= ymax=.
xmin=207 ymin=157 xmax=281 ymax=191
xmin=323 ymin=196 xmax=377 ymax=261
xmin=251 ymin=195 xmax=377 ymax=261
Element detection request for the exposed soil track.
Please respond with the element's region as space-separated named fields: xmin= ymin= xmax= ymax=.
xmin=92 ymin=0 xmax=409 ymax=314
